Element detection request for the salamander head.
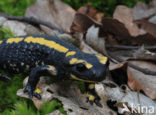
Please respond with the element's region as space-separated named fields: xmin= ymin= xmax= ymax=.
xmin=66 ymin=53 xmax=109 ymax=83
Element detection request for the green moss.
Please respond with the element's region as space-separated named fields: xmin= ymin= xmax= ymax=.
xmin=0 ymin=27 xmax=15 ymax=40
xmin=62 ymin=0 xmax=152 ymax=16
xmin=40 ymin=99 xmax=67 ymax=115
xmin=76 ymin=81 xmax=86 ymax=93
xmin=0 ymin=0 xmax=36 ymax=16
xmin=0 ymin=74 xmax=25 ymax=112
xmin=3 ymin=101 xmax=39 ymax=115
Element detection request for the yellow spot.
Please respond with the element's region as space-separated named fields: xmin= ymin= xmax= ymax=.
xmin=86 ymin=93 xmax=95 ymax=101
xmin=6 ymin=38 xmax=23 ymax=44
xmin=24 ymin=36 xmax=69 ymax=53
xmin=69 ymin=58 xmax=93 ymax=69
xmin=0 ymin=41 xmax=2 ymax=44
xmin=70 ymin=74 xmax=95 ymax=83
xmin=96 ymin=55 xmax=108 ymax=64
xmin=89 ymin=84 xmax=95 ymax=89
xmin=89 ymin=95 xmax=95 ymax=101
xmin=66 ymin=51 xmax=76 ymax=57
xmin=35 ymin=87 xmax=41 ymax=94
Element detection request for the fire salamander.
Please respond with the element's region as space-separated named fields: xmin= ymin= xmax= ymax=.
xmin=0 ymin=35 xmax=109 ymax=107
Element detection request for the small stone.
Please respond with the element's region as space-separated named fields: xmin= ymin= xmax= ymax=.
xmin=3 ymin=20 xmax=27 ymax=36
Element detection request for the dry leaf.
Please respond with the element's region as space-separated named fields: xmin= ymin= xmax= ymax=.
xmin=128 ymin=61 xmax=156 ymax=99
xmin=149 ymin=15 xmax=156 ymax=24
xmin=133 ymin=0 xmax=156 ymax=20
xmin=77 ymin=6 xmax=105 ymax=23
xmin=71 ymin=13 xmax=101 ymax=34
xmin=17 ymin=77 xmax=116 ymax=115
xmin=134 ymin=19 xmax=156 ymax=38
xmin=96 ymin=83 xmax=156 ymax=115
xmin=86 ymin=25 xmax=108 ymax=56
xmin=48 ymin=110 xmax=62 ymax=115
xmin=132 ymin=46 xmax=156 ymax=60
xmin=101 ymin=17 xmax=131 ymax=45
xmin=113 ymin=5 xmax=145 ymax=36
xmin=109 ymin=60 xmax=156 ymax=100
xmin=25 ymin=0 xmax=75 ymax=34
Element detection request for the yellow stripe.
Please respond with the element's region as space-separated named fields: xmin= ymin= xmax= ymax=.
xmin=69 ymin=58 xmax=93 ymax=69
xmin=24 ymin=36 xmax=69 ymax=53
xmin=66 ymin=51 xmax=76 ymax=57
xmin=6 ymin=38 xmax=24 ymax=44
xmin=70 ymin=74 xmax=95 ymax=83
xmin=95 ymin=55 xmax=108 ymax=64
xmin=0 ymin=41 xmax=2 ymax=44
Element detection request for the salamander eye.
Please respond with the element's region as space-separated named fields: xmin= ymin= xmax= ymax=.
xmin=76 ymin=63 xmax=87 ymax=72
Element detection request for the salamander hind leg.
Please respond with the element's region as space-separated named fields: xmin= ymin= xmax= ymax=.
xmin=24 ymin=65 xmax=57 ymax=99
xmin=0 ymin=73 xmax=11 ymax=82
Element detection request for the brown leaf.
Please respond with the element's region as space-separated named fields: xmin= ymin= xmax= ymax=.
xmin=71 ymin=13 xmax=101 ymax=34
xmin=17 ymin=77 xmax=115 ymax=115
xmin=128 ymin=61 xmax=156 ymax=99
xmin=96 ymin=83 xmax=156 ymax=114
xmin=134 ymin=19 xmax=156 ymax=38
xmin=127 ymin=68 xmax=143 ymax=91
xmin=77 ymin=6 xmax=105 ymax=23
xmin=25 ymin=0 xmax=75 ymax=34
xmin=109 ymin=62 xmax=127 ymax=71
xmin=113 ymin=5 xmax=145 ymax=36
xmin=112 ymin=4 xmax=156 ymax=46
xmin=101 ymin=17 xmax=131 ymax=43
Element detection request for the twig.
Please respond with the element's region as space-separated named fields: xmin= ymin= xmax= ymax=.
xmin=108 ymin=52 xmax=156 ymax=75
xmin=106 ymin=44 xmax=156 ymax=50
xmin=0 ymin=13 xmax=63 ymax=33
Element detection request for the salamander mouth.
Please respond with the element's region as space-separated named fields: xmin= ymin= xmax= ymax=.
xmin=70 ymin=67 xmax=109 ymax=82
xmin=70 ymin=74 xmax=96 ymax=83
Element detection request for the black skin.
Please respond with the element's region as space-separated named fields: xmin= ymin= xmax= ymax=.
xmin=0 ymin=35 xmax=109 ymax=107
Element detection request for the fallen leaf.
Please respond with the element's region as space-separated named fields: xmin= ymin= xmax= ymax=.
xmin=96 ymin=83 xmax=156 ymax=114
xmin=25 ymin=0 xmax=76 ymax=34
xmin=48 ymin=110 xmax=62 ymax=115
xmin=77 ymin=6 xmax=105 ymax=23
xmin=132 ymin=46 xmax=156 ymax=60
xmin=17 ymin=77 xmax=116 ymax=115
xmin=70 ymin=13 xmax=101 ymax=34
xmin=149 ymin=15 xmax=156 ymax=24
xmin=101 ymin=17 xmax=131 ymax=44
xmin=134 ymin=19 xmax=156 ymax=38
xmin=132 ymin=0 xmax=156 ymax=20
xmin=113 ymin=5 xmax=145 ymax=36
xmin=85 ymin=25 xmax=108 ymax=56
xmin=127 ymin=61 xmax=156 ymax=99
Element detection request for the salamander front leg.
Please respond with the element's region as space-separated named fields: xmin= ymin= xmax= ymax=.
xmin=85 ymin=83 xmax=102 ymax=107
xmin=0 ymin=73 xmax=11 ymax=82
xmin=24 ymin=65 xmax=57 ymax=99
